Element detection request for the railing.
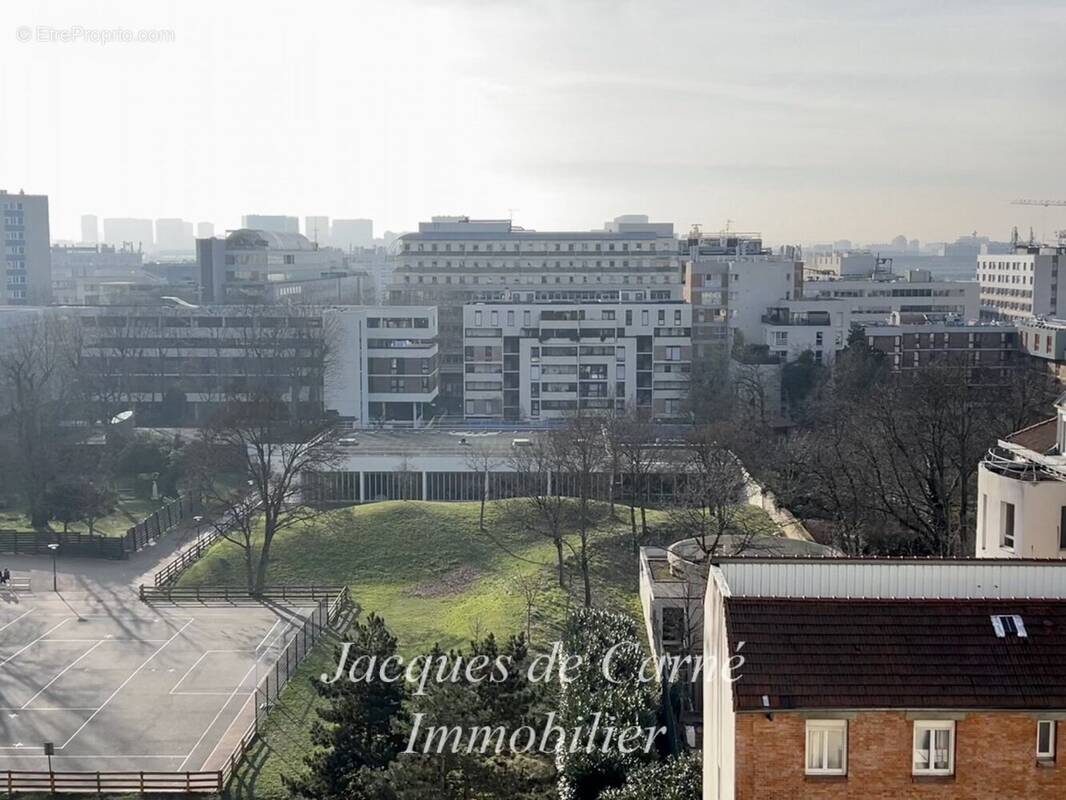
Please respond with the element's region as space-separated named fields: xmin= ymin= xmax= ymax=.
xmin=0 ymin=529 xmax=126 ymax=559
xmin=139 ymin=584 xmax=347 ymax=603
xmin=0 ymin=770 xmax=222 ymax=794
xmin=124 ymin=492 xmax=202 ymax=554
xmin=153 ymin=498 xmax=259 ymax=587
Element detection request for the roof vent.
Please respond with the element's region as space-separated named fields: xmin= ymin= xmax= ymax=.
xmin=991 ymin=614 xmax=1027 ymax=638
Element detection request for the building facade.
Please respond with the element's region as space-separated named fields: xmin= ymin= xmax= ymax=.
xmin=1 ymin=190 xmax=51 ymax=306
xmin=462 ymin=300 xmax=691 ymax=421
xmin=703 ymin=558 xmax=1066 ymax=799
xmin=240 ymin=214 xmax=298 ymax=234
xmin=864 ymin=318 xmax=1020 ymax=377
xmin=1018 ymin=317 xmax=1066 ymax=382
xmin=391 ymin=216 xmax=683 ymax=413
xmin=979 ymin=244 xmax=1066 ymax=321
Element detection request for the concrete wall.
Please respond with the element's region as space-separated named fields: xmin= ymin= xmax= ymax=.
xmin=976 ymin=464 xmax=1066 ymax=558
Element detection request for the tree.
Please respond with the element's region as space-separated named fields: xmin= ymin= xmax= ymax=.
xmin=557 ymin=415 xmax=609 ymax=608
xmin=599 ymin=753 xmax=702 ymax=800
xmin=507 ymin=436 xmax=571 ymax=590
xmin=514 ymin=572 xmax=545 ymax=647
xmin=464 ymin=441 xmax=502 ymax=532
xmin=285 ymin=614 xmax=407 ymax=800
xmin=606 ymin=410 xmax=658 ymax=554
xmin=79 ymin=482 xmax=118 ymax=535
xmin=46 ymin=479 xmax=85 ymax=534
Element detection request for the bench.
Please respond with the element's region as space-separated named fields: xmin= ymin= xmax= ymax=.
xmin=3 ymin=577 xmax=30 ymax=592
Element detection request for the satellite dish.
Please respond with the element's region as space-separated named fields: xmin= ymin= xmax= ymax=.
xmin=109 ymin=410 xmax=134 ymax=425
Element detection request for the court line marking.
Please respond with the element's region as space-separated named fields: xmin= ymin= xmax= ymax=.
xmin=0 ymin=608 xmax=33 ymax=635
xmin=58 ymin=618 xmax=195 ymax=750
xmin=180 ymin=661 xmax=257 ymax=772
xmin=255 ymin=619 xmax=282 ymax=651
xmin=169 ymin=650 xmax=255 ymax=695
xmin=0 ymin=754 xmax=189 ymax=759
xmin=20 ymin=640 xmax=106 ymax=710
xmin=0 ymin=618 xmax=72 ymax=666
xmin=0 ymin=707 xmax=98 ymax=712
xmin=40 ymin=638 xmax=171 ymax=643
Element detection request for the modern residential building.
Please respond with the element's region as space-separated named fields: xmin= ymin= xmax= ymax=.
xmin=702 ymin=557 xmax=1066 ymax=799
xmin=1017 ymin=316 xmax=1066 ymax=383
xmin=80 ymin=214 xmax=99 ymax=244
xmin=74 ymin=305 xmax=438 ymax=427
xmin=391 ymin=215 xmax=682 ymax=412
xmin=51 ymin=244 xmax=150 ymax=305
xmin=461 ymin=300 xmax=691 ymax=422
xmin=197 ymin=228 xmax=367 ymax=304
xmin=103 ymin=218 xmax=154 ymax=251
xmin=240 ymin=214 xmax=299 ymax=234
xmin=864 ymin=315 xmax=1020 ymax=377
xmin=682 ymin=231 xmax=802 ymax=362
xmin=977 ymin=395 xmax=1066 ymax=558
xmin=1 ymin=190 xmax=52 ymax=306
xmin=154 ymin=218 xmax=194 ymax=253
xmin=979 ymin=243 xmax=1066 ymax=321
xmin=760 ymin=300 xmax=850 ymax=365
xmin=331 ymin=218 xmax=373 ymax=250
xmin=806 ymin=250 xmax=886 ymax=278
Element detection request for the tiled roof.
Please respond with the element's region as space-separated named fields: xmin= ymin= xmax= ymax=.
xmin=726 ymin=598 xmax=1066 ymax=711
xmin=1005 ymin=416 xmax=1058 ymax=454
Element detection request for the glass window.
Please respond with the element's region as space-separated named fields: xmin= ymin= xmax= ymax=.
xmin=1001 ymin=501 xmax=1015 ymax=549
xmin=913 ymin=721 xmax=954 ymax=775
xmin=806 ymin=721 xmax=847 ymax=775
xmin=1038 ymin=721 xmax=1056 ymax=760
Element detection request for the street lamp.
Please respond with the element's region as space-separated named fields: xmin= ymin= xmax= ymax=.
xmin=46 ymin=543 xmax=59 ymax=592
xmin=193 ymin=515 xmax=204 ymax=550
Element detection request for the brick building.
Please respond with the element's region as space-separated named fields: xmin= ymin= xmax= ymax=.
xmin=703 ymin=558 xmax=1066 ymax=799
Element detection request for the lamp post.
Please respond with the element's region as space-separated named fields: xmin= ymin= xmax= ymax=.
xmin=193 ymin=515 xmax=204 ymax=551
xmin=46 ymin=543 xmax=59 ymax=592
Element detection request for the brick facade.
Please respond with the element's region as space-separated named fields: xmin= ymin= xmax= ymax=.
xmin=735 ymin=711 xmax=1065 ymax=800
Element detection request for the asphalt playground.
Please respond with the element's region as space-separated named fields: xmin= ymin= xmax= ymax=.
xmin=0 ymin=591 xmax=313 ymax=774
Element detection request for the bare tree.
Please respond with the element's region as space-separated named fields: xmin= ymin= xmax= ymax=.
xmin=606 ymin=409 xmax=658 ymax=554
xmin=506 ymin=436 xmax=570 ymax=589
xmin=463 ymin=441 xmax=501 ymax=531
xmin=557 ymin=414 xmax=608 ymax=607
xmin=514 ymin=572 xmax=544 ymax=646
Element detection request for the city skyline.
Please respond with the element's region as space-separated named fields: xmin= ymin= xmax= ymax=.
xmin=2 ymin=0 xmax=1064 ymax=244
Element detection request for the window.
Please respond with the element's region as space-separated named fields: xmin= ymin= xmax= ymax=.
xmin=1060 ymin=507 xmax=1066 ymax=550
xmin=474 ymin=310 xmax=483 ymax=327
xmin=1001 ymin=501 xmax=1016 ymax=549
xmin=913 ymin=721 xmax=954 ymax=775
xmin=1039 ymin=721 xmax=1056 ymax=760
xmin=806 ymin=721 xmax=847 ymax=775
xmin=991 ymin=614 xmax=1027 ymax=638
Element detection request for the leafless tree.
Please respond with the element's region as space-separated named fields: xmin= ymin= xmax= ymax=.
xmin=606 ymin=409 xmax=659 ymax=554
xmin=514 ymin=572 xmax=544 ymax=646
xmin=506 ymin=436 xmax=570 ymax=589
xmin=556 ymin=413 xmax=609 ymax=607
xmin=463 ymin=441 xmax=502 ymax=531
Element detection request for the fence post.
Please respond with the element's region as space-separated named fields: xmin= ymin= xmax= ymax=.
xmin=140 ymin=771 xmax=145 ymax=793
xmin=96 ymin=771 xmax=102 ymax=794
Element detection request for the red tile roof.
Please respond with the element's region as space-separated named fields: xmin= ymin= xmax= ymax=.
xmin=726 ymin=598 xmax=1066 ymax=712
xmin=1005 ymin=417 xmax=1058 ymax=454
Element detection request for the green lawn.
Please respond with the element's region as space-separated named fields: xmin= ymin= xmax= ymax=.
xmin=0 ymin=495 xmax=170 ymax=537
xmin=178 ymin=498 xmax=772 ymax=799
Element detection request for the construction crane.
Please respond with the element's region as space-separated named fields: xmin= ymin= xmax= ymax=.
xmin=1011 ymin=199 xmax=1066 ymax=207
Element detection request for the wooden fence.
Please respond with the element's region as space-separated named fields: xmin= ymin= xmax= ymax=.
xmin=0 ymin=769 xmax=222 ymax=794
xmin=139 ymin=584 xmax=346 ymax=604
xmin=0 ymin=529 xmax=126 ymax=559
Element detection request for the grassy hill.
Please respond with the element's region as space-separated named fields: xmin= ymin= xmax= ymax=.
xmin=179 ymin=498 xmax=771 ymax=799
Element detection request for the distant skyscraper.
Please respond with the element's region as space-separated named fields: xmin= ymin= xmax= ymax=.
xmin=80 ymin=214 xmax=99 ymax=244
xmin=304 ymin=216 xmax=330 ymax=245
xmin=155 ymin=218 xmax=194 ymax=252
xmin=332 ymin=218 xmax=373 ymax=250
xmin=103 ymin=218 xmax=154 ymax=251
xmin=196 ymin=222 xmax=215 ymax=239
xmin=1 ymin=190 xmax=51 ymax=306
xmin=241 ymin=214 xmax=299 ymax=234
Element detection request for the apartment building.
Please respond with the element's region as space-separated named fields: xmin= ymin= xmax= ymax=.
xmin=1018 ymin=317 xmax=1066 ymax=382
xmin=977 ymin=395 xmax=1066 ymax=558
xmin=390 ymin=215 xmax=682 ymax=412
xmin=979 ymin=243 xmax=1066 ymax=321
xmin=806 ymin=250 xmax=885 ymax=278
xmin=462 ymin=300 xmax=690 ymax=422
xmin=74 ymin=305 xmax=438 ymax=427
xmin=1 ymin=190 xmax=51 ymax=306
xmin=703 ymin=557 xmax=1066 ymax=799
xmin=197 ymin=228 xmax=366 ymax=304
xmin=761 ymin=300 xmax=851 ymax=364
xmin=240 ymin=214 xmax=299 ymax=234
xmin=682 ymin=232 xmax=802 ymax=362
xmin=51 ymin=244 xmax=149 ymax=305
xmin=864 ymin=316 xmax=1020 ymax=377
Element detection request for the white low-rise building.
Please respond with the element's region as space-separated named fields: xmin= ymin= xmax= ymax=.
xmin=977 ymin=396 xmax=1066 ymax=558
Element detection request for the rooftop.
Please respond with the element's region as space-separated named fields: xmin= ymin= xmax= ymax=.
xmin=727 ymin=598 xmax=1066 ymax=711
xmin=1004 ymin=417 xmax=1058 ymax=455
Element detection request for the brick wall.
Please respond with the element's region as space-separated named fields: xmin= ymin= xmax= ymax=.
xmin=735 ymin=710 xmax=1065 ymax=800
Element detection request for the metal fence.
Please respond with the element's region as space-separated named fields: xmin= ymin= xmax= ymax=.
xmin=123 ymin=492 xmax=201 ymax=554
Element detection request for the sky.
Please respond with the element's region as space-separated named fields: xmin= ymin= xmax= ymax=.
xmin=2 ymin=0 xmax=1065 ymax=246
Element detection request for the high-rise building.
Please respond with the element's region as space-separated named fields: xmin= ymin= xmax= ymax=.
xmin=978 ymin=243 xmax=1066 ymax=321
xmin=80 ymin=214 xmax=99 ymax=244
xmin=103 ymin=218 xmax=154 ymax=251
xmin=1 ymin=190 xmax=52 ymax=306
xmin=241 ymin=214 xmax=298 ymax=234
xmin=391 ymin=215 xmax=682 ymax=413
xmin=196 ymin=222 xmax=215 ymax=239
xmin=155 ymin=218 xmax=194 ymax=253
xmin=304 ymin=216 xmax=330 ymax=245
xmin=331 ymin=218 xmax=373 ymax=250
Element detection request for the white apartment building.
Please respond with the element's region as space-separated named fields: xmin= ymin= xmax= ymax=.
xmin=977 ymin=395 xmax=1066 ymax=558
xmin=978 ymin=244 xmax=1066 ymax=321
xmin=761 ymin=300 xmax=851 ymax=364
xmin=462 ymin=300 xmax=690 ymax=422
xmin=1 ymin=190 xmax=51 ymax=306
xmin=392 ymin=215 xmax=682 ymax=413
xmin=807 ymin=250 xmax=882 ymax=278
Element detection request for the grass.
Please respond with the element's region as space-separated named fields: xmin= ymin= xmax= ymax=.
xmin=178 ymin=498 xmax=773 ymax=799
xmin=0 ymin=495 xmax=170 ymax=537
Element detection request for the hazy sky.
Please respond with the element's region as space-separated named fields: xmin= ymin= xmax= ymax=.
xmin=3 ymin=0 xmax=1065 ymax=245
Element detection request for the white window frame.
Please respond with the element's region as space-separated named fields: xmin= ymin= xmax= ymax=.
xmin=913 ymin=720 xmax=955 ymax=776
xmin=1038 ymin=720 xmax=1056 ymax=760
xmin=805 ymin=720 xmax=848 ymax=776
